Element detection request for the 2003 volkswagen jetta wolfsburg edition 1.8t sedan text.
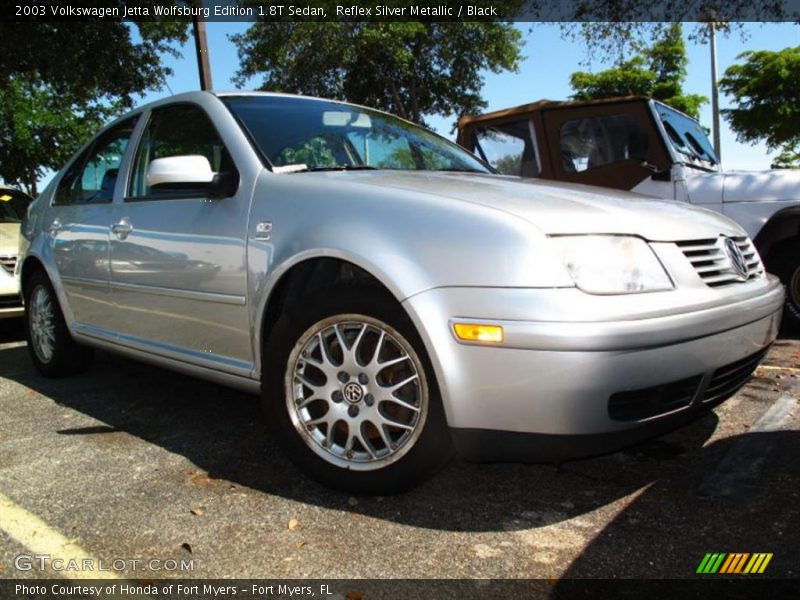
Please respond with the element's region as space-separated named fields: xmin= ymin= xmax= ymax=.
xmin=19 ymin=91 xmax=784 ymax=493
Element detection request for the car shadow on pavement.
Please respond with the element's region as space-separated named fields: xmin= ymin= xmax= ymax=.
xmin=550 ymin=428 xmax=800 ymax=584
xmin=0 ymin=318 xmax=25 ymax=344
xmin=0 ymin=342 xmax=737 ymax=533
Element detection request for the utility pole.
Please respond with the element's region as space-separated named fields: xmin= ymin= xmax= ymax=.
xmin=709 ymin=21 xmax=721 ymax=163
xmin=192 ymin=1 xmax=213 ymax=91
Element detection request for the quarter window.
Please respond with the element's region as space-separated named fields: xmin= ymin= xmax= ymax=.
xmin=472 ymin=120 xmax=539 ymax=176
xmin=54 ymin=118 xmax=138 ymax=206
xmin=128 ymin=104 xmax=237 ymax=199
xmin=558 ymin=115 xmax=643 ymax=173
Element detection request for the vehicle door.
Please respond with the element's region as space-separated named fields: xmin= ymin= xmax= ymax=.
xmin=540 ymin=101 xmax=672 ymax=192
xmin=48 ymin=117 xmax=139 ymax=329
xmin=110 ymin=102 xmax=251 ymax=375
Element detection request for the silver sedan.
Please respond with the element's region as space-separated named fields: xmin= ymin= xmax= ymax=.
xmin=18 ymin=92 xmax=784 ymax=493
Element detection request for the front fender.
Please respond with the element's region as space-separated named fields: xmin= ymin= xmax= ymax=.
xmin=246 ymin=170 xmax=574 ymax=374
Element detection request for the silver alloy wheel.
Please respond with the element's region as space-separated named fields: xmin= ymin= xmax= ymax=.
xmin=29 ymin=285 xmax=56 ymax=364
xmin=285 ymin=315 xmax=429 ymax=471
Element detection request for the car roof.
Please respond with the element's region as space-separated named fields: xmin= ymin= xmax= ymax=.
xmin=101 ymin=90 xmax=423 ymax=137
xmin=458 ymin=96 xmax=652 ymax=127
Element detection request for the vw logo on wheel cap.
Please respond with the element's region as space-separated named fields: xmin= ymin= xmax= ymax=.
xmin=724 ymin=237 xmax=748 ymax=280
xmin=343 ymin=382 xmax=364 ymax=404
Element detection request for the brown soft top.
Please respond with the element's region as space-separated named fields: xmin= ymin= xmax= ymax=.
xmin=458 ymin=96 xmax=651 ymax=128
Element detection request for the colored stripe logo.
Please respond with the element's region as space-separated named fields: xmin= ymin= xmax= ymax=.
xmin=697 ymin=552 xmax=773 ymax=574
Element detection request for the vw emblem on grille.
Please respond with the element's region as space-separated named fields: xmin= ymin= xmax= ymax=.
xmin=343 ymin=382 xmax=364 ymax=404
xmin=723 ymin=237 xmax=748 ymax=280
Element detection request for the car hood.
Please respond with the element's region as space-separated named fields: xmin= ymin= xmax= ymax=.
xmin=312 ymin=171 xmax=743 ymax=241
xmin=721 ymin=169 xmax=800 ymax=204
xmin=0 ymin=222 xmax=20 ymax=255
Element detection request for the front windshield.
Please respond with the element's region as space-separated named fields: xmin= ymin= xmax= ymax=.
xmin=0 ymin=189 xmax=32 ymax=223
xmin=222 ymin=95 xmax=491 ymax=174
xmin=655 ymin=103 xmax=718 ymax=168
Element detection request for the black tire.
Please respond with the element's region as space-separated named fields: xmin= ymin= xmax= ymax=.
xmin=23 ymin=270 xmax=94 ymax=377
xmin=769 ymin=239 xmax=800 ymax=333
xmin=262 ymin=286 xmax=453 ymax=494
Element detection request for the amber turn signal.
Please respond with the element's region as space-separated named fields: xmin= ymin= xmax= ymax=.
xmin=453 ymin=323 xmax=504 ymax=343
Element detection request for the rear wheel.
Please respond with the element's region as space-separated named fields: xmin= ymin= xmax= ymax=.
xmin=24 ymin=270 xmax=94 ymax=377
xmin=263 ymin=287 xmax=452 ymax=494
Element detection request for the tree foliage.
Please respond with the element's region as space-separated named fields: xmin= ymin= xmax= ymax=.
xmin=558 ymin=22 xmax=747 ymax=66
xmin=569 ymin=24 xmax=707 ymax=118
xmin=0 ymin=18 xmax=188 ymax=195
xmin=719 ymin=46 xmax=800 ymax=168
xmin=232 ymin=20 xmax=523 ymax=126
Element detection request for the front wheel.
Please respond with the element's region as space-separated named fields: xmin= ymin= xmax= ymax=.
xmin=24 ymin=270 xmax=94 ymax=377
xmin=263 ymin=287 xmax=453 ymax=494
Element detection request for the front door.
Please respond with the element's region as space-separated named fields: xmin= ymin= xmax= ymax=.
xmin=541 ymin=101 xmax=671 ymax=191
xmin=109 ymin=102 xmax=252 ymax=376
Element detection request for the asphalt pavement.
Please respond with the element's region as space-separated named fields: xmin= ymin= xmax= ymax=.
xmin=0 ymin=317 xmax=797 ymax=581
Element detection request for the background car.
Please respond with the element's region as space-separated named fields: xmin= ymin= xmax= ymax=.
xmin=0 ymin=185 xmax=33 ymax=320
xmin=457 ymin=96 xmax=800 ymax=330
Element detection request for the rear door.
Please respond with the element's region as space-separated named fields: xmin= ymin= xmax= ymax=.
xmin=49 ymin=117 xmax=139 ymax=329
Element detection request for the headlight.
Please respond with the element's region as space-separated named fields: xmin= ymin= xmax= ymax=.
xmin=550 ymin=235 xmax=673 ymax=294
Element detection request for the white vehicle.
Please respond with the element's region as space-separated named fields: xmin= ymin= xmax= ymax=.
xmin=0 ymin=185 xmax=32 ymax=319
xmin=458 ymin=97 xmax=800 ymax=328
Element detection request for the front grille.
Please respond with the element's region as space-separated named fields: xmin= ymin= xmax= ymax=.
xmin=609 ymin=375 xmax=702 ymax=421
xmin=702 ymin=347 xmax=770 ymax=405
xmin=608 ymin=347 xmax=770 ymax=421
xmin=676 ymin=236 xmax=763 ymax=287
xmin=0 ymin=294 xmax=21 ymax=309
xmin=0 ymin=254 xmax=16 ymax=276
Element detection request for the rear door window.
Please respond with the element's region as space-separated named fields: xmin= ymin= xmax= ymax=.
xmin=54 ymin=117 xmax=138 ymax=206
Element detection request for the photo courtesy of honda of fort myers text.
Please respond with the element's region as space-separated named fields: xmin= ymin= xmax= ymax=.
xmin=1 ymin=0 xmax=799 ymax=597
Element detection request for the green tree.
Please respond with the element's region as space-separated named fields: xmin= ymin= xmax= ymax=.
xmin=569 ymin=24 xmax=707 ymax=118
xmin=0 ymin=18 xmax=188 ymax=195
xmin=232 ymin=20 xmax=523 ymax=126
xmin=719 ymin=46 xmax=800 ymax=169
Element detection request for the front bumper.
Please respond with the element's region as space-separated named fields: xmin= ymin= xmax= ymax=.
xmin=403 ymin=277 xmax=784 ymax=462
xmin=0 ymin=302 xmax=24 ymax=319
xmin=0 ymin=259 xmax=22 ymax=318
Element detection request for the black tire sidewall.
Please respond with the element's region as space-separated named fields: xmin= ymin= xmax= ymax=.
xmin=770 ymin=240 xmax=800 ymax=331
xmin=23 ymin=271 xmax=92 ymax=377
xmin=262 ymin=286 xmax=453 ymax=494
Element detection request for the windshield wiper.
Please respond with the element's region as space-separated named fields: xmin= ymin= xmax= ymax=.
xmin=434 ymin=167 xmax=486 ymax=173
xmin=295 ymin=165 xmax=378 ymax=173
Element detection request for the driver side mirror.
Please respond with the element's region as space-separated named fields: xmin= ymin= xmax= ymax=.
xmin=147 ymin=155 xmax=236 ymax=198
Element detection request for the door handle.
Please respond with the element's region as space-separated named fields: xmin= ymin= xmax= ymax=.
xmin=111 ymin=218 xmax=133 ymax=240
xmin=48 ymin=219 xmax=62 ymax=237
